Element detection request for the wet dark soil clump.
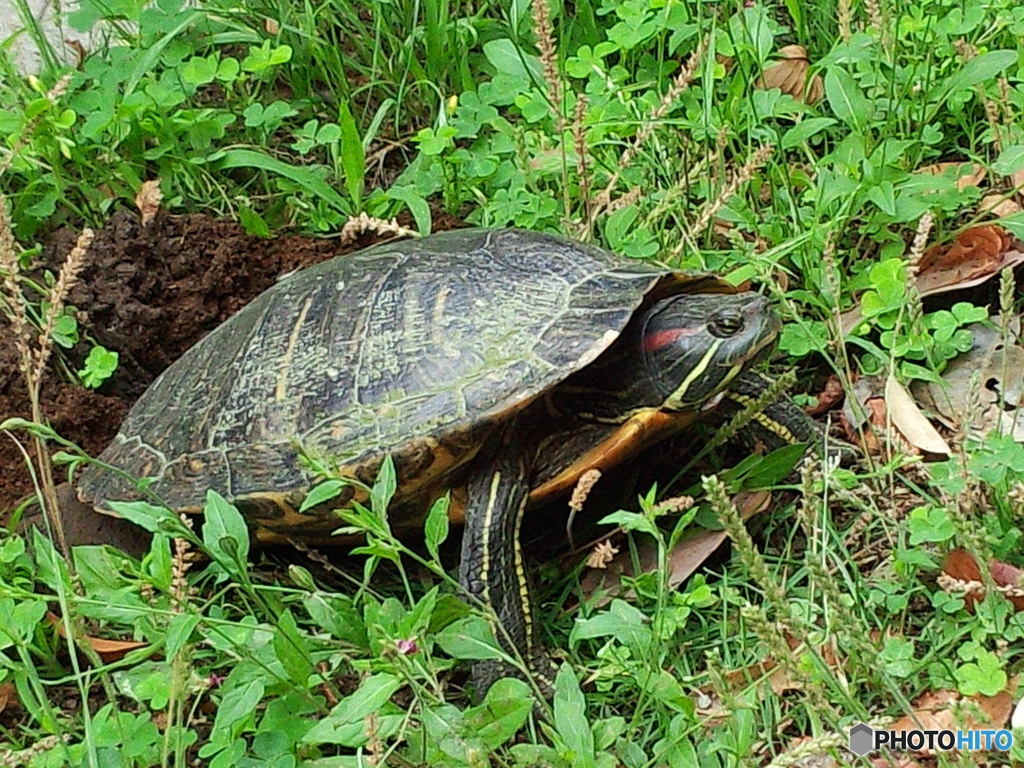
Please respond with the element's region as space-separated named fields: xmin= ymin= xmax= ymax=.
xmin=1 ymin=210 xmax=422 ymax=512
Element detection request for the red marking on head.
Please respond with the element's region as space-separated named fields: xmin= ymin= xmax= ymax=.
xmin=642 ymin=327 xmax=697 ymax=353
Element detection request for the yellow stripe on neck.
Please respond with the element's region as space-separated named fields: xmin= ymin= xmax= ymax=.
xmin=663 ymin=339 xmax=722 ymax=411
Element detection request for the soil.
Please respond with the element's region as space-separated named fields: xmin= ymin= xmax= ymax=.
xmin=1 ymin=209 xmax=460 ymax=514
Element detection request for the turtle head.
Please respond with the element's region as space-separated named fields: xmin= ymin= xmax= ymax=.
xmin=641 ymin=291 xmax=780 ymax=411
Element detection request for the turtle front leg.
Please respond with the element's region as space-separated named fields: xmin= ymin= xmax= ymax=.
xmin=459 ymin=429 xmax=554 ymax=698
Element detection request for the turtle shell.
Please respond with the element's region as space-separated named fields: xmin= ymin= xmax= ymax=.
xmin=77 ymin=228 xmax=735 ymax=536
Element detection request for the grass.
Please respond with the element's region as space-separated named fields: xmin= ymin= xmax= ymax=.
xmin=3 ymin=0 xmax=1024 ymax=765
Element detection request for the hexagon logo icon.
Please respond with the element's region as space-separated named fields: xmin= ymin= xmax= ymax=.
xmin=848 ymin=722 xmax=874 ymax=756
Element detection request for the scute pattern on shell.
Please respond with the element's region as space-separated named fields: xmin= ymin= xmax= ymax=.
xmin=77 ymin=229 xmax=705 ymax=516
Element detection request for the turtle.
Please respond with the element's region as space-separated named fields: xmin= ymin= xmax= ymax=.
xmin=53 ymin=228 xmax=784 ymax=692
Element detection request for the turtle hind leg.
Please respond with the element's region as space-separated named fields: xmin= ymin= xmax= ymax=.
xmin=15 ymin=483 xmax=152 ymax=557
xmin=459 ymin=426 xmax=556 ymax=700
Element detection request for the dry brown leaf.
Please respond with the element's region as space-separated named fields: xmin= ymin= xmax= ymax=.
xmin=943 ymin=548 xmax=984 ymax=582
xmin=263 ymin=18 xmax=280 ymax=35
xmin=979 ymin=193 xmax=1022 ymax=218
xmin=917 ymin=162 xmax=987 ymax=191
xmin=914 ymin=224 xmax=1015 ymax=297
xmin=884 ymin=375 xmax=951 ymax=455
xmin=918 ymin=224 xmax=1009 ymax=275
xmin=841 ymin=226 xmax=1024 ymax=335
xmin=47 ymin=612 xmax=149 ymax=662
xmin=756 ymin=45 xmax=822 ymax=104
xmin=806 ymin=375 xmax=845 ymax=417
xmin=869 ymin=756 xmax=925 ymax=768
xmin=720 ymin=633 xmax=844 ymax=699
xmin=135 ymin=180 xmax=163 ymax=227
xmin=579 ymin=491 xmax=767 ymax=606
xmin=1012 ymin=694 xmax=1024 ymax=729
xmin=888 ymin=688 xmax=1013 ymax=755
xmin=0 ymin=681 xmax=17 ymax=716
xmin=942 ymin=549 xmax=1024 ymax=612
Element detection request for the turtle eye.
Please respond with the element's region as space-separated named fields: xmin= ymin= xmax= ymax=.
xmin=709 ymin=310 xmax=744 ymax=338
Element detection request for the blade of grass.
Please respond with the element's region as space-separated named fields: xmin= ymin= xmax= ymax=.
xmin=219 ymin=148 xmax=351 ymax=214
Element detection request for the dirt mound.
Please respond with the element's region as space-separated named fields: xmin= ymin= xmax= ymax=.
xmin=1 ymin=210 xmax=418 ymax=512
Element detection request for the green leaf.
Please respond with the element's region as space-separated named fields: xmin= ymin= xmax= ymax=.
xmin=202 ymin=490 xmax=250 ymax=573
xmin=300 ymin=480 xmax=345 ymax=512
xmin=597 ymin=509 xmax=658 ymax=537
xmin=955 ymin=650 xmax=1007 ymax=697
xmin=570 ymin=599 xmax=652 ymax=652
xmin=860 ymin=259 xmax=907 ymax=318
xmin=907 ymin=506 xmax=954 ymax=545
xmin=934 ymin=50 xmax=1016 ymax=101
xmin=302 ymin=674 xmax=403 ymax=746
xmin=554 ymin=664 xmax=595 ymax=768
xmin=993 ymin=145 xmax=1024 ymax=177
xmin=181 ymin=55 xmax=217 ymax=86
xmin=238 ymin=206 xmax=270 ymax=238
xmin=219 ymin=149 xmax=350 ymax=214
xmin=483 ymin=39 xmax=543 ymax=85
xmin=79 ymin=346 xmax=119 ymax=389
xmin=866 ymin=181 xmax=897 ymax=217
xmin=369 ymin=455 xmax=397 ymax=519
xmin=736 ymin=442 xmax=807 ymax=488
xmin=273 ymin=609 xmax=314 ymax=686
xmin=387 ymin=186 xmax=432 ymax=235
xmin=424 ymin=494 xmax=450 ymax=564
xmin=781 ymin=118 xmax=837 ymax=149
xmin=1001 ymin=211 xmax=1024 ymax=240
xmin=212 ymin=678 xmax=265 ymax=733
xmin=337 ymin=100 xmax=365 ymax=206
xmin=242 ymin=41 xmax=293 ymax=72
xmin=435 ymin=616 xmax=504 ymax=660
xmin=106 ymin=501 xmax=195 ymax=539
xmin=824 ymin=67 xmax=871 ymax=129
xmin=165 ymin=613 xmax=200 ymax=657
xmin=216 ymin=57 xmax=240 ymax=83
xmin=0 ymin=598 xmax=47 ymax=648
xmin=51 ymin=312 xmax=78 ymax=348
xmin=465 ymin=678 xmax=534 ymax=749
xmin=303 ymin=592 xmax=368 ymax=647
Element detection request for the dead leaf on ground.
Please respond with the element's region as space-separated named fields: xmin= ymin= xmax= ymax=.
xmin=884 ymin=375 xmax=951 ymax=455
xmin=0 ymin=682 xmax=17 ymax=716
xmin=869 ymin=756 xmax=925 ymax=768
xmin=1012 ymin=693 xmax=1024 ymax=729
xmin=916 ymin=224 xmax=1012 ymax=293
xmin=721 ymin=632 xmax=844 ymax=700
xmin=887 ymin=686 xmax=1013 ymax=755
xmin=840 ymin=226 xmax=1024 ymax=334
xmin=806 ymin=375 xmax=845 ymax=417
xmin=846 ymin=376 xmax=946 ymax=458
xmin=979 ymin=193 xmax=1022 ymax=218
xmin=135 ymin=180 xmax=163 ymax=227
xmin=47 ymin=612 xmax=150 ymax=663
xmin=914 ymin=320 xmax=1024 ymax=443
xmin=756 ymin=45 xmax=823 ymax=104
xmin=941 ymin=549 xmax=1024 ymax=612
xmin=917 ymin=162 xmax=987 ymax=191
xmin=578 ymin=490 xmax=769 ymax=607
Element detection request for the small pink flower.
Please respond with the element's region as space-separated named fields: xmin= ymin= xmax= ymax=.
xmin=395 ymin=638 xmax=417 ymax=656
xmin=207 ymin=672 xmax=225 ymax=688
